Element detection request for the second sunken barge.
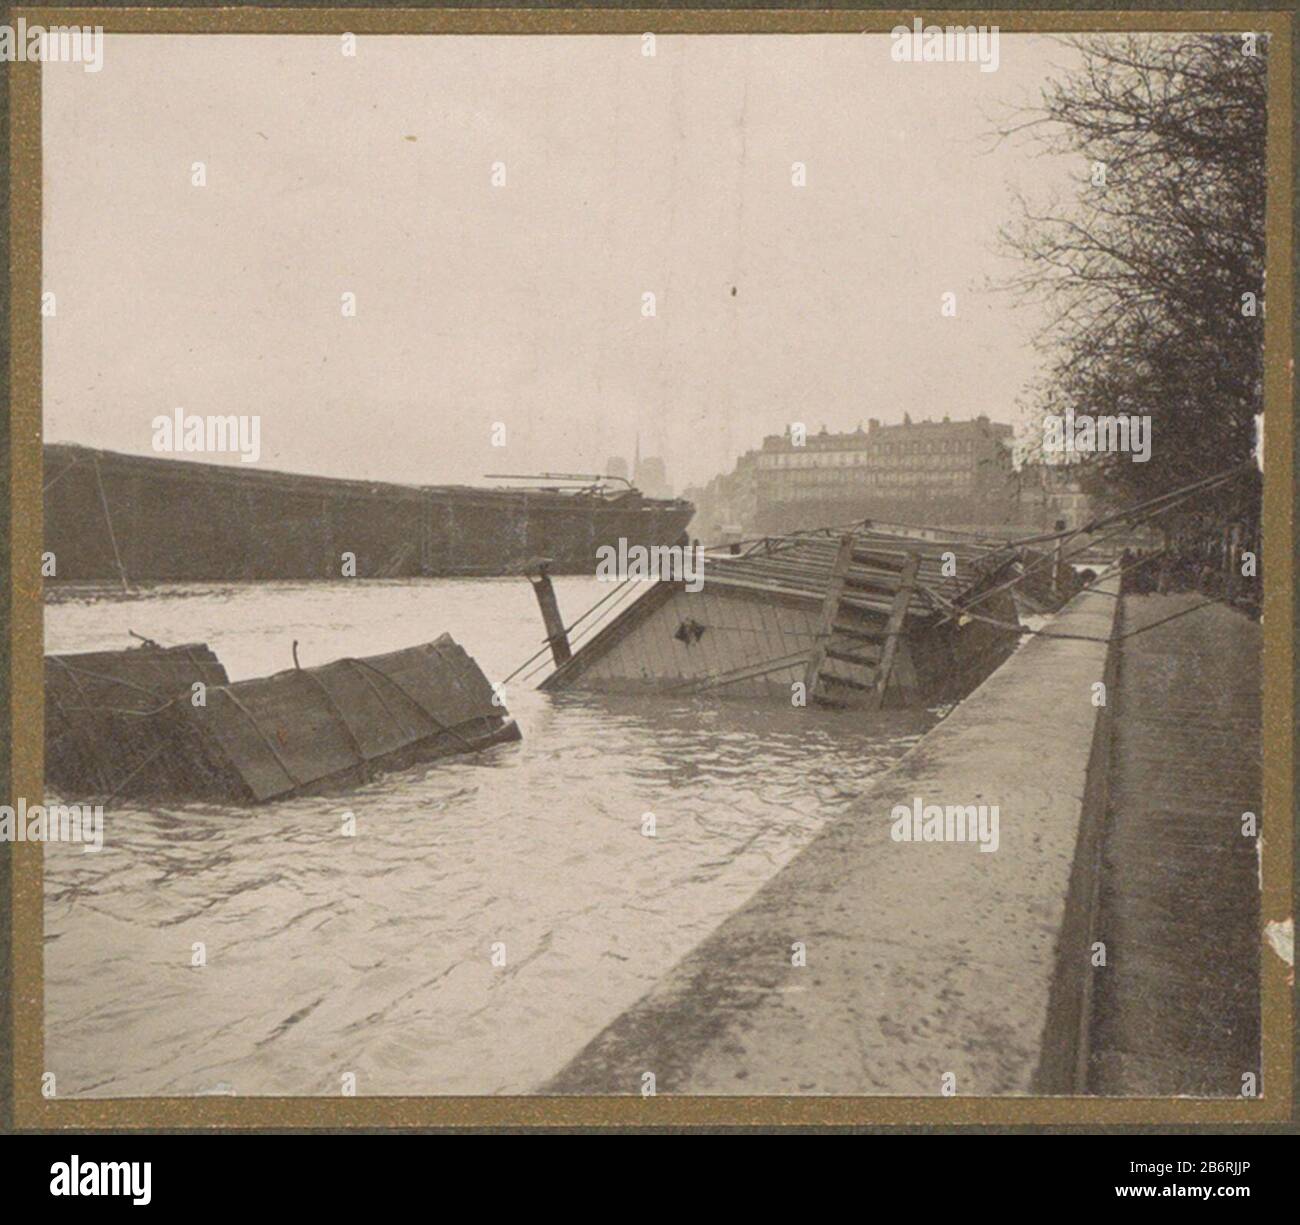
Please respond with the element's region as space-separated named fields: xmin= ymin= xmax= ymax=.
xmin=538 ymin=528 xmax=1025 ymax=708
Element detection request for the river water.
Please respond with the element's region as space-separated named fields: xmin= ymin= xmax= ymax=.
xmin=43 ymin=578 xmax=935 ymax=1096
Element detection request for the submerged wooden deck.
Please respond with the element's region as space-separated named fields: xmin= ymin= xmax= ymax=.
xmin=540 ymin=529 xmax=1023 ymax=708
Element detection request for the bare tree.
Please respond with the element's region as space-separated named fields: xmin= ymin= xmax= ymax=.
xmin=1000 ymin=33 xmax=1266 ymax=529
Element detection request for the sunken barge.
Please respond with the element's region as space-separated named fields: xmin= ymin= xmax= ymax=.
xmin=46 ymin=635 xmax=519 ymax=803
xmin=43 ymin=444 xmax=695 ymax=582
xmin=536 ymin=529 xmax=1024 ymax=708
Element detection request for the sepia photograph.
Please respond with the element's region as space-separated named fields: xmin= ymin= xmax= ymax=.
xmin=1 ymin=3 xmax=1294 ymax=1161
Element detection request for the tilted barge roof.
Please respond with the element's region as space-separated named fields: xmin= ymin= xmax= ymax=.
xmin=538 ymin=527 xmax=1022 ymax=708
xmin=692 ymin=528 xmax=1011 ymax=618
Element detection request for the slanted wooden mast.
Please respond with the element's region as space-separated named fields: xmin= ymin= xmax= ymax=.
xmin=527 ymin=559 xmax=572 ymax=667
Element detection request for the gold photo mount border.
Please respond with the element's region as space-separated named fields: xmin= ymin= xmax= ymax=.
xmin=7 ymin=6 xmax=1294 ymax=1129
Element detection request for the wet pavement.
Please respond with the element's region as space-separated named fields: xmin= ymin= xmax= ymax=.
xmin=1088 ymin=594 xmax=1261 ymax=1096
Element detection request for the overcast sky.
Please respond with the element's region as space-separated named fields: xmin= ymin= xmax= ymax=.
xmin=44 ymin=33 xmax=1078 ymax=491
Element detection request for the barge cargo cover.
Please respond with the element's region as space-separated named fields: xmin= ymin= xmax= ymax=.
xmin=46 ymin=635 xmax=520 ymax=802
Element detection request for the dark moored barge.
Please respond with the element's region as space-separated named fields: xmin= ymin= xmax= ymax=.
xmin=43 ymin=444 xmax=695 ymax=582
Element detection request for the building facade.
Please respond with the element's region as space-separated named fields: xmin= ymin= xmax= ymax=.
xmin=1016 ymin=460 xmax=1095 ymax=532
xmin=604 ymin=449 xmax=671 ymax=499
xmin=681 ymin=450 xmax=759 ymax=543
xmin=753 ymin=416 xmax=1017 ymax=534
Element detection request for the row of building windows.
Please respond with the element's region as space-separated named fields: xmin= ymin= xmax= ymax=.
xmin=762 ymin=456 xmax=988 ymax=476
xmin=758 ymin=439 xmax=993 ymax=468
xmin=763 ymin=469 xmax=977 ymax=487
xmin=777 ymin=477 xmax=978 ymax=501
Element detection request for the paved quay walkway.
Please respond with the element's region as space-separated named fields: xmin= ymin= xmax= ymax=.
xmin=546 ymin=582 xmax=1123 ymax=1096
xmin=1087 ymin=593 xmax=1261 ymax=1096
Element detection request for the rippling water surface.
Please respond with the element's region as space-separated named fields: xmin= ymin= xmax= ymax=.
xmin=44 ymin=579 xmax=935 ymax=1095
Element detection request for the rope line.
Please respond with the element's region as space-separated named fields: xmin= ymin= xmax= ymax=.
xmin=499 ymin=576 xmax=640 ymax=687
xmin=509 ymin=576 xmax=651 ymax=687
xmin=923 ymin=585 xmax=1226 ymax=645
xmin=944 ymin=466 xmax=1246 ymax=620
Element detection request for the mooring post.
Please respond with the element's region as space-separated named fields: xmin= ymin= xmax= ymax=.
xmin=530 ymin=561 xmax=572 ymax=666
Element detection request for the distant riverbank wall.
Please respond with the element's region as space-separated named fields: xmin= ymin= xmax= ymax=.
xmin=547 ymin=578 xmax=1122 ymax=1095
